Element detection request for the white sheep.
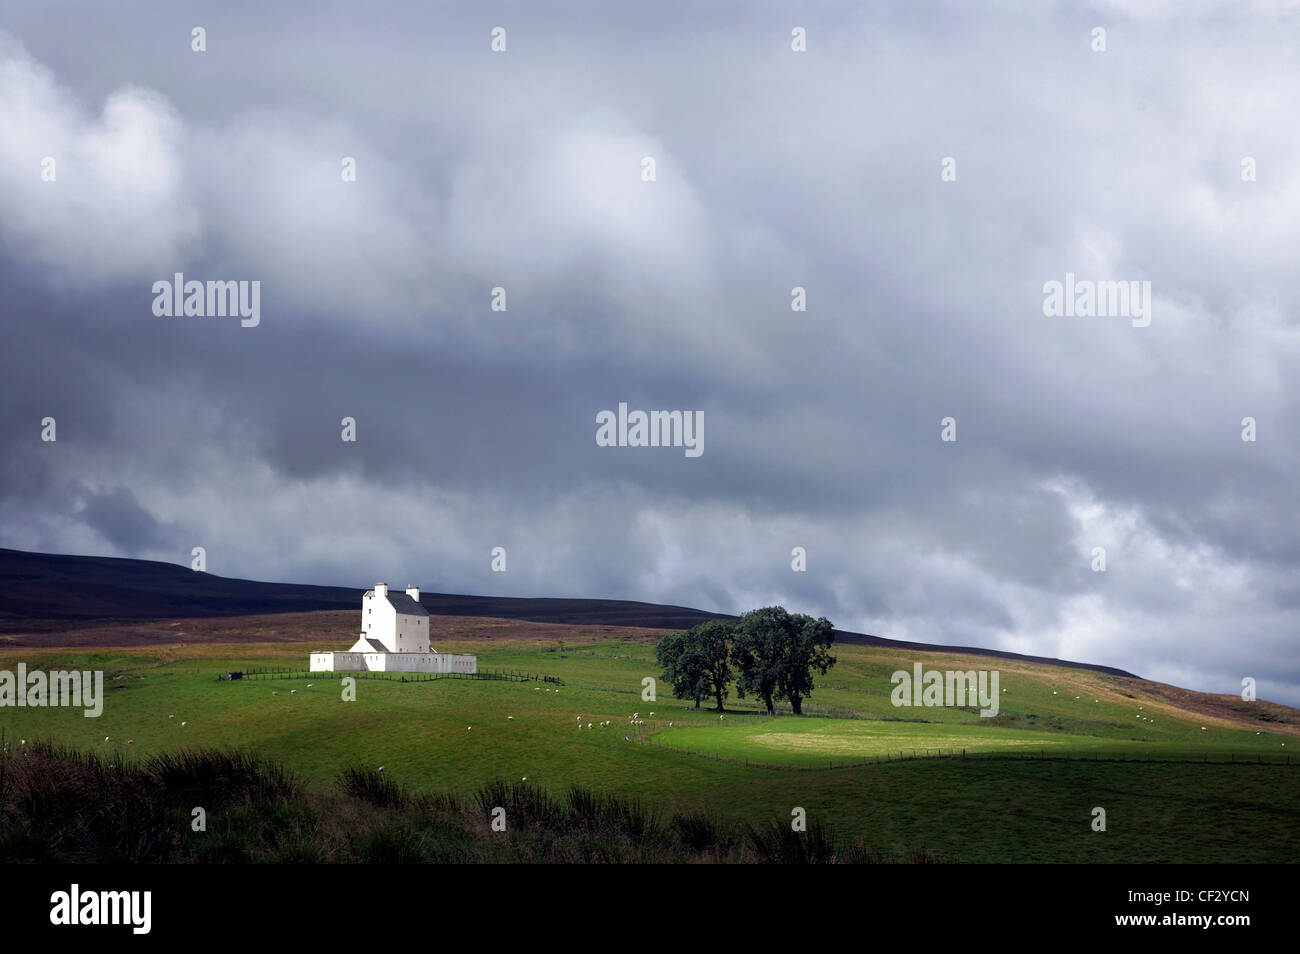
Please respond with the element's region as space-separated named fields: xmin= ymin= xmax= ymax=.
xmin=168 ymin=714 xmax=175 ymax=720
xmin=273 ymin=691 xmax=279 ymax=696
xmin=507 ymin=716 xmax=515 ymax=721
xmin=378 ymin=766 xmax=385 ymax=773
xmin=1201 ymin=726 xmax=1207 ymax=731
xmin=127 ymin=740 xmax=134 ymax=745
xmin=104 ymin=736 xmax=110 ymax=741
xmin=467 ymin=726 xmax=472 ymax=732
xmin=181 ymin=722 xmax=188 ymax=727
xmin=290 ymin=689 xmax=297 ymax=695
xmin=649 ymin=712 xmax=655 ymax=716
xmin=587 ymin=723 xmax=593 ymax=729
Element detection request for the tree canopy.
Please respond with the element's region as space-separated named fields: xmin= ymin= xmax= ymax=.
xmin=655 ymin=607 xmax=835 ymax=715
xmin=731 ymin=606 xmax=836 ymax=715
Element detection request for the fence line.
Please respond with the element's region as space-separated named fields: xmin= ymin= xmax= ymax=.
xmin=229 ymin=667 xmax=562 ymax=685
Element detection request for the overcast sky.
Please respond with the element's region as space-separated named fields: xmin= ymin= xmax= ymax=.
xmin=2 ymin=1 xmax=1298 ymax=704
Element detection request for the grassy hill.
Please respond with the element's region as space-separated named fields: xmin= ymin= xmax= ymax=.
xmin=2 ymin=623 xmax=1296 ymax=863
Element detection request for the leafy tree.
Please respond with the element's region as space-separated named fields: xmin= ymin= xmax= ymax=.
xmin=656 ymin=620 xmax=736 ymax=710
xmin=731 ymin=606 xmax=836 ymax=715
xmin=691 ymin=619 xmax=735 ymax=711
xmin=655 ymin=631 xmax=709 ymax=708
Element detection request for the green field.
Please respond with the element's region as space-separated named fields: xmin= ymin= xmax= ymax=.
xmin=3 ymin=638 xmax=1297 ymax=862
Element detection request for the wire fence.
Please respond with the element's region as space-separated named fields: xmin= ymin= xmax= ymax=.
xmin=229 ymin=667 xmax=563 ymax=685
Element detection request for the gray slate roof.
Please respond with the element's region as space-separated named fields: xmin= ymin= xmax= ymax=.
xmin=365 ymin=590 xmax=430 ymax=617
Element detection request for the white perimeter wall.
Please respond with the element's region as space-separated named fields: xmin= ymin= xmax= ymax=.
xmin=310 ymin=652 xmax=476 ymax=673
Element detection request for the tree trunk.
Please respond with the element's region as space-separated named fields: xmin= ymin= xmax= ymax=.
xmin=791 ymin=695 xmax=802 ymax=715
xmin=763 ymin=693 xmax=775 ymax=715
xmin=715 ymin=689 xmax=725 ymax=711
xmin=694 ymin=697 xmax=700 ymax=708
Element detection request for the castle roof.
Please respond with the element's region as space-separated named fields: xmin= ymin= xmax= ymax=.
xmin=365 ymin=590 xmax=429 ymax=617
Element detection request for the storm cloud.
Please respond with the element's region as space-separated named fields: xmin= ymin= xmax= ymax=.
xmin=1 ymin=1 xmax=1298 ymax=703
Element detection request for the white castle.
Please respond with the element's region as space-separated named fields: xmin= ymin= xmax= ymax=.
xmin=309 ymin=583 xmax=477 ymax=673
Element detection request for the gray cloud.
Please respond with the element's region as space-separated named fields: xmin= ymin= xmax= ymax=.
xmin=1 ymin=3 xmax=1298 ymax=704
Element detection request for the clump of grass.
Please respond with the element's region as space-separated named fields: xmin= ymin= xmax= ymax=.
xmin=671 ymin=810 xmax=723 ymax=853
xmin=476 ymin=779 xmax=564 ymax=831
xmin=338 ymin=766 xmax=405 ymax=807
xmin=148 ymin=748 xmax=297 ymax=808
xmin=745 ymin=817 xmax=838 ymax=863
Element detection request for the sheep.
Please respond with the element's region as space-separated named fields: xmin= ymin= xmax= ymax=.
xmin=180 ymin=722 xmax=188 ymax=727
xmin=466 ymin=726 xmax=472 ymax=732
xmin=273 ymin=691 xmax=279 ymax=696
xmin=306 ymin=683 xmax=313 ymax=688
xmin=720 ymin=715 xmax=725 ymax=721
xmin=521 ymin=776 xmax=527 ymax=781
xmin=378 ymin=766 xmax=385 ymax=773
xmin=104 ymin=736 xmax=110 ymax=742
xmin=633 ymin=713 xmax=639 ymax=719
xmin=507 ymin=716 xmax=515 ymax=721
xmin=1201 ymin=726 xmax=1207 ymax=731
xmin=168 ymin=714 xmax=175 ymax=720
xmin=587 ymin=723 xmax=593 ymax=729
xmin=127 ymin=740 xmax=134 ymax=745
xmin=649 ymin=712 xmax=655 ymax=717
xmin=668 ymin=722 xmax=673 ymax=727
xmin=290 ymin=689 xmax=297 ymax=695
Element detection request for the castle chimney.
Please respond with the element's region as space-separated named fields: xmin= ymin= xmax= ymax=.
xmin=374 ymin=583 xmax=388 ymax=597
xmin=406 ymin=585 xmax=420 ymax=602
